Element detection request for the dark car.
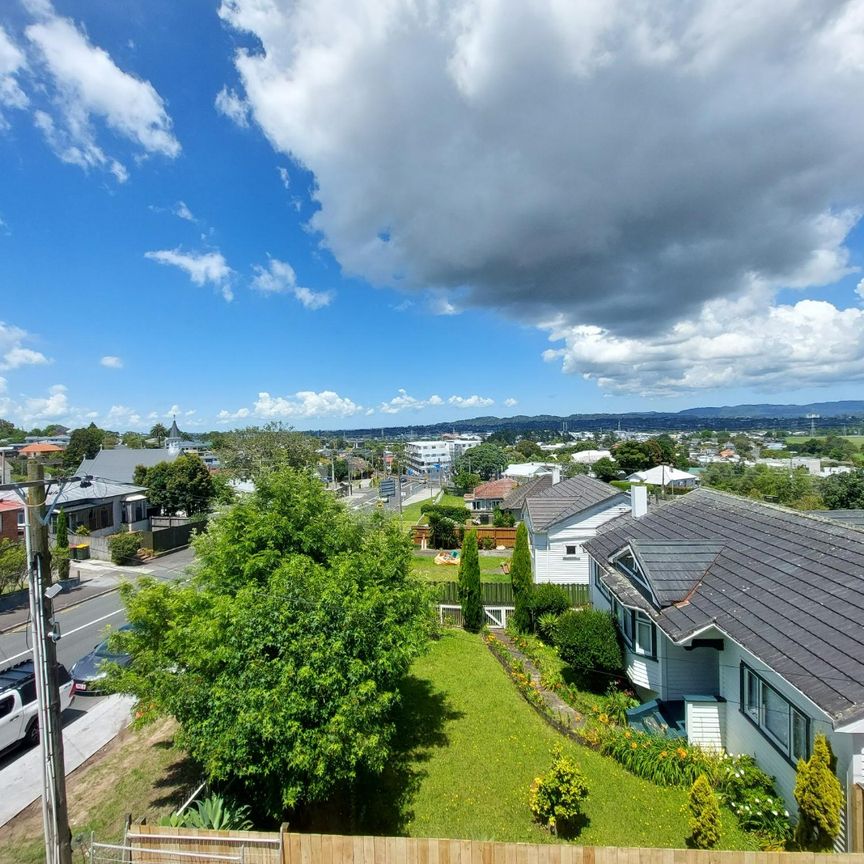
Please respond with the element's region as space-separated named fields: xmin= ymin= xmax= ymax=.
xmin=70 ymin=624 xmax=134 ymax=693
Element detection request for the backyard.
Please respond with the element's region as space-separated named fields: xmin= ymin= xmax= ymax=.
xmin=411 ymin=552 xmax=511 ymax=583
xmin=399 ymin=493 xmax=468 ymax=527
xmin=300 ymin=630 xmax=755 ymax=849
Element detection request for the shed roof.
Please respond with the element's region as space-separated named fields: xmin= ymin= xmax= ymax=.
xmin=585 ymin=488 xmax=864 ymax=724
xmin=526 ymin=475 xmax=623 ymax=530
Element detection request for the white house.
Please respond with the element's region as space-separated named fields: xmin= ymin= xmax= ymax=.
xmin=523 ymin=475 xmax=631 ymax=585
xmin=585 ymin=488 xmax=864 ymax=850
xmin=503 ymin=462 xmax=557 ymax=480
xmin=626 ymin=465 xmax=699 ymax=488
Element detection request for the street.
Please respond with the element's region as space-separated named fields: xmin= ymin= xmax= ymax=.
xmin=0 ymin=547 xmax=194 ymax=778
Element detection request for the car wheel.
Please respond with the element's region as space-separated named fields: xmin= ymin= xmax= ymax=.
xmin=25 ymin=719 xmax=39 ymax=748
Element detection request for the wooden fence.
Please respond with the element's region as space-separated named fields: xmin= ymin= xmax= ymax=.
xmin=123 ymin=827 xmax=864 ymax=864
xmin=412 ymin=526 xmax=517 ymax=549
xmin=430 ymin=582 xmax=589 ymax=607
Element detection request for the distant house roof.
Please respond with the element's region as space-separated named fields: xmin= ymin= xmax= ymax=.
xmin=626 ymin=465 xmax=698 ymax=485
xmin=0 ymin=500 xmax=22 ymax=513
xmin=19 ymin=443 xmax=63 ymax=455
xmin=504 ymin=462 xmax=556 ymax=478
xmin=571 ymin=449 xmax=612 ymax=464
xmin=585 ymin=488 xmax=864 ymax=724
xmin=500 ymin=475 xmax=554 ymax=511
xmin=77 ymin=448 xmax=179 ymax=484
xmin=470 ymin=478 xmax=517 ymax=501
xmin=0 ymin=479 xmax=146 ymax=510
xmin=526 ymin=475 xmax=624 ymax=531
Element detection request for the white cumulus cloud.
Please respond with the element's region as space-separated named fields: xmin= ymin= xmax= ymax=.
xmin=0 ymin=321 xmax=50 ymax=370
xmin=251 ymin=257 xmax=332 ymax=309
xmin=215 ymin=85 xmax=250 ymax=127
xmin=219 ymin=0 xmax=864 ymax=394
xmin=173 ymin=201 xmax=195 ymax=222
xmin=145 ymin=248 xmax=233 ymax=301
xmin=504 ymin=397 xmax=518 ymax=408
xmin=378 ymin=389 xmax=444 ymax=414
xmin=448 ymin=394 xmax=494 ymax=409
xmin=24 ymin=4 xmax=179 ymax=178
xmin=100 ymin=355 xmax=123 ymax=369
xmin=0 ymin=25 xmax=28 ymax=128
xmin=253 ymin=390 xmax=362 ymax=418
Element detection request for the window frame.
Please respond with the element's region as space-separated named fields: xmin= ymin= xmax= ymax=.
xmin=739 ymin=662 xmax=810 ymax=766
xmin=564 ymin=544 xmax=578 ymax=557
xmin=592 ymin=561 xmax=611 ymax=601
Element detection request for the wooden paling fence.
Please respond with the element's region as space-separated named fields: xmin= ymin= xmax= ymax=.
xmin=125 ymin=827 xmax=864 ymax=864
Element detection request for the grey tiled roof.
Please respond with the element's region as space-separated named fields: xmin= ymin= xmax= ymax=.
xmin=500 ymin=475 xmax=553 ymax=511
xmin=630 ymin=540 xmax=725 ymax=606
xmin=585 ymin=488 xmax=864 ymax=723
xmin=526 ymin=475 xmax=624 ymax=530
xmin=811 ymin=510 xmax=864 ymax=528
xmin=78 ymin=448 xmax=179 ymax=484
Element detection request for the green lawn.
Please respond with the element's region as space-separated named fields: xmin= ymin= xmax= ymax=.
xmin=411 ymin=554 xmax=511 ymax=583
xmin=400 ymin=494 xmax=469 ymax=527
xmin=309 ymin=630 xmax=756 ymax=849
xmin=785 ymin=434 xmax=864 ymax=446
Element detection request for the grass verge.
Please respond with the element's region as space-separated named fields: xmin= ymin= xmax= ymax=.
xmin=0 ymin=718 xmax=197 ymax=864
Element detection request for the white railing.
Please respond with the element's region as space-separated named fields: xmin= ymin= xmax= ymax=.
xmin=437 ymin=604 xmax=514 ymax=629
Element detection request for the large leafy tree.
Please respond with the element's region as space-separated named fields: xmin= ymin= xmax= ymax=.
xmin=212 ymin=423 xmax=319 ymax=480
xmin=612 ymin=441 xmax=653 ymax=475
xmin=64 ymin=422 xmax=106 ymax=469
xmin=453 ymin=442 xmax=508 ymax=480
xmin=108 ymin=469 xmax=430 ymax=816
xmin=821 ymin=468 xmax=864 ymax=509
xmin=133 ymin=454 xmax=216 ymax=515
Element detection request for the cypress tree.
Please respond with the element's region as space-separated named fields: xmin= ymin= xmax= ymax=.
xmin=510 ymin=522 xmax=533 ymax=632
xmin=458 ymin=530 xmax=483 ymax=632
xmin=794 ymin=733 xmax=843 ymax=851
xmin=687 ymin=774 xmax=721 ymax=849
xmin=54 ymin=508 xmax=70 ymax=581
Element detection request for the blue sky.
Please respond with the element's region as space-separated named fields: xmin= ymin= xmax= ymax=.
xmin=2 ymin=1 xmax=864 ymax=431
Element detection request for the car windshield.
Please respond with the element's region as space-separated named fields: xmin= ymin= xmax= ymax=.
xmin=93 ymin=640 xmax=125 ymax=659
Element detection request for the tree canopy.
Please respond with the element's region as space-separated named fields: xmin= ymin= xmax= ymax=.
xmin=64 ymin=423 xmax=106 ymax=469
xmin=452 ymin=442 xmax=508 ymax=480
xmin=211 ymin=423 xmax=319 ymax=480
xmin=820 ymin=468 xmax=864 ymax=509
xmin=108 ymin=469 xmax=430 ymax=816
xmin=133 ymin=454 xmax=216 ymax=516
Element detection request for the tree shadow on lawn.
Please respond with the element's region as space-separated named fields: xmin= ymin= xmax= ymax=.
xmin=291 ymin=673 xmax=463 ymax=835
xmin=149 ymin=753 xmax=204 ymax=810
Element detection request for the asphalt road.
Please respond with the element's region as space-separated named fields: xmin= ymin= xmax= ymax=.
xmin=0 ymin=546 xmax=195 ymax=772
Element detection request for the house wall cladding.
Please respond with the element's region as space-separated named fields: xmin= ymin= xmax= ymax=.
xmin=531 ymin=501 xmax=631 ymax=585
xmin=685 ymin=699 xmax=725 ymax=752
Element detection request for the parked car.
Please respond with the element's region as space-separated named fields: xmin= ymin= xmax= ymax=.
xmin=0 ymin=659 xmax=74 ymax=752
xmin=70 ymin=624 xmax=134 ymax=693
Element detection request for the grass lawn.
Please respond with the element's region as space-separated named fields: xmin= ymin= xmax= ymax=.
xmin=411 ymin=554 xmax=511 ymax=583
xmin=306 ymin=630 xmax=756 ymax=849
xmin=0 ymin=718 xmax=196 ymax=864
xmin=784 ymin=434 xmax=864 ymax=446
xmin=400 ymin=494 xmax=469 ymax=527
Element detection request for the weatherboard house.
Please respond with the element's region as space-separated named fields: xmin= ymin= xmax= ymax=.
xmin=584 ymin=488 xmax=864 ymax=850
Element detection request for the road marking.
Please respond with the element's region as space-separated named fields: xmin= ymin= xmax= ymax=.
xmin=1 ymin=609 xmax=123 ymax=665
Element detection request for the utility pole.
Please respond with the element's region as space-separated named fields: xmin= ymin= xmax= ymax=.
xmin=25 ymin=459 xmax=72 ymax=864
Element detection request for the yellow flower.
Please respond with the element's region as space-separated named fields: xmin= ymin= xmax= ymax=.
xmin=660 ymin=751 xmax=668 ymax=758
xmin=630 ymin=742 xmax=638 ymax=749
xmin=624 ymin=730 xmax=632 ymax=739
xmin=676 ymin=747 xmax=688 ymax=759
xmin=599 ymin=713 xmax=609 ymax=724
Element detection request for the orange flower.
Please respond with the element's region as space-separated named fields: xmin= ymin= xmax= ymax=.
xmin=676 ymin=747 xmax=688 ymax=759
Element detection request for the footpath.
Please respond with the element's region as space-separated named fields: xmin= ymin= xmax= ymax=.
xmin=0 ymin=694 xmax=136 ymax=828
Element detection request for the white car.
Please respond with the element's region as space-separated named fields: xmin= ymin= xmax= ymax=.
xmin=0 ymin=659 xmax=75 ymax=752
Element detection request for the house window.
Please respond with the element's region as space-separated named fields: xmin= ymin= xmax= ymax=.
xmin=740 ymin=663 xmax=810 ymax=765
xmin=565 ymin=545 xmax=578 ymax=556
xmin=592 ymin=561 xmax=610 ymax=601
xmin=634 ymin=613 xmax=656 ymax=658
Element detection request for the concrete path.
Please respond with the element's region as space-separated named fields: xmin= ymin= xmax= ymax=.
xmin=0 ymin=693 xmax=135 ymax=828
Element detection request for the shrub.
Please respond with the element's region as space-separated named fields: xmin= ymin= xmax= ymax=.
xmin=536 ymin=612 xmax=560 ymax=644
xmin=479 ymin=536 xmax=496 ymax=550
xmin=529 ymin=746 xmax=589 ymax=836
xmin=794 ymin=733 xmax=843 ymax=851
xmin=54 ymin=508 xmax=70 ymax=581
xmin=108 ymin=532 xmax=141 ymax=565
xmin=601 ymin=682 xmax=638 ymax=726
xmin=687 ymin=774 xmax=721 ymax=849
xmin=427 ymin=512 xmax=460 ymax=549
xmin=74 ymin=524 xmax=91 ymax=536
xmin=161 ymin=793 xmax=252 ymax=830
xmin=595 ymin=726 xmax=715 ymax=786
xmin=530 ymin=583 xmax=571 ymax=627
xmin=420 ymin=502 xmax=470 ymax=523
xmin=493 ymin=507 xmax=514 ymax=527
xmin=554 ymin=608 xmax=623 ymax=679
xmin=510 ymin=522 xmax=533 ymax=632
xmin=0 ymin=539 xmax=27 ymax=594
xmin=458 ymin=530 xmax=483 ymax=632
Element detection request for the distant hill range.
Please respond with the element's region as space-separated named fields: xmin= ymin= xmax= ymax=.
xmin=322 ymin=401 xmax=864 ymax=437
